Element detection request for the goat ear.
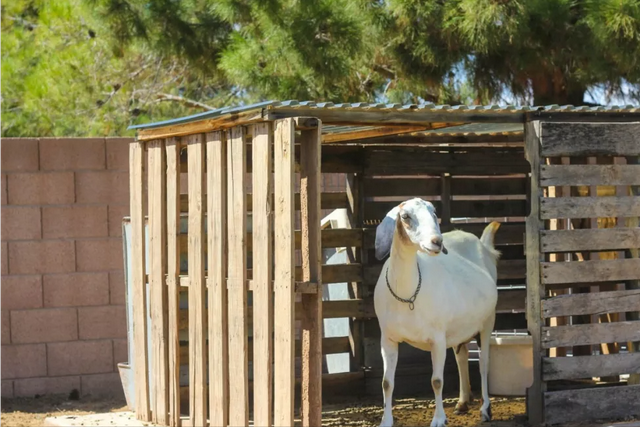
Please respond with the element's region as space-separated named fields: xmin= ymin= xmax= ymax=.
xmin=375 ymin=205 xmax=400 ymax=260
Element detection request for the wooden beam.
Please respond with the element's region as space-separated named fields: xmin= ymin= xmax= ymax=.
xmin=542 ymin=353 xmax=640 ymax=381
xmin=542 ymin=289 xmax=640 ymax=318
xmin=544 ymin=384 xmax=640 ymax=425
xmin=540 ymin=228 xmax=640 ymax=253
xmin=524 ymin=120 xmax=545 ymax=426
xmin=148 ymin=139 xmax=169 ymax=424
xmin=323 ymin=125 xmax=437 ymax=143
xmin=540 ymin=164 xmax=640 ymax=187
xmin=251 ymin=122 xmax=274 ymax=427
xmin=541 ymin=258 xmax=640 ymax=285
xmin=273 ymin=118 xmax=296 ymax=427
xmin=226 ymin=126 xmax=249 ymax=426
xmin=129 ymin=141 xmax=150 ymax=422
xmin=299 ymin=123 xmax=323 ymax=427
xmin=206 ymin=131 xmax=229 ymax=427
xmin=540 ymin=196 xmax=640 ymax=219
xmin=540 ymin=122 xmax=640 ymax=157
xmin=541 ymin=321 xmax=640 ymax=349
xmin=165 ymin=137 xmax=181 ymax=426
xmin=187 ymin=134 xmax=207 ymax=427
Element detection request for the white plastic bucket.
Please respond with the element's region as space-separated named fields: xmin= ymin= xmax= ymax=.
xmin=488 ymin=335 xmax=534 ymax=396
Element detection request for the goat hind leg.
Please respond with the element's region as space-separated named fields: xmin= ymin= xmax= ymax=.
xmin=453 ymin=343 xmax=472 ymax=414
xmin=380 ymin=335 xmax=398 ymax=427
xmin=479 ymin=316 xmax=495 ymax=422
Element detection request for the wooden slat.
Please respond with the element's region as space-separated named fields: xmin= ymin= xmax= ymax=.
xmin=179 ymin=192 xmax=348 ymax=212
xmin=165 ymin=138 xmax=181 ymax=426
xmin=540 ymin=122 xmax=640 ymax=157
xmin=544 ymin=384 xmax=640 ymax=425
xmin=542 ymin=289 xmax=640 ymax=318
xmin=323 ymin=124 xmax=430 ymax=143
xmin=273 ymin=118 xmax=296 ymax=427
xmin=298 ymin=121 xmax=323 ymax=427
xmin=541 ymin=321 xmax=640 ymax=349
xmin=541 ymin=258 xmax=640 ymax=285
xmin=451 ymin=199 xmax=527 ymax=218
xmin=540 ymin=164 xmax=640 ymax=186
xmin=251 ymin=122 xmax=273 ymax=427
xmin=206 ymin=131 xmax=228 ymax=427
xmin=363 ymin=177 xmax=441 ymax=197
xmin=187 ymin=134 xmax=207 ymax=427
xmin=148 ymin=140 xmax=169 ymax=424
xmin=524 ymin=121 xmax=545 ymax=426
xmin=542 ymin=353 xmax=640 ymax=381
xmin=540 ymin=196 xmax=640 ymax=220
xmin=226 ymin=126 xmax=249 ymax=426
xmin=540 ymin=227 xmax=640 ymax=253
xmin=130 ymin=141 xmax=150 ymax=421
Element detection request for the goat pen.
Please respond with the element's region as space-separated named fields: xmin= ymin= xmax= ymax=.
xmin=124 ymin=101 xmax=640 ymax=426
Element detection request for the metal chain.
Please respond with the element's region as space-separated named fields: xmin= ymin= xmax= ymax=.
xmin=385 ymin=262 xmax=422 ymax=310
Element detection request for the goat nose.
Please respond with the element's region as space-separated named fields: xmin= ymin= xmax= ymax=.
xmin=431 ymin=236 xmax=443 ymax=247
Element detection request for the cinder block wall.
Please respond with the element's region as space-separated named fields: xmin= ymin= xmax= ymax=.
xmin=1 ymin=137 xmax=132 ymax=399
xmin=1 ymin=137 xmax=346 ymax=400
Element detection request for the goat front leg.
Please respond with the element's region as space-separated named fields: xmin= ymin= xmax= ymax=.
xmin=453 ymin=343 xmax=472 ymax=414
xmin=479 ymin=315 xmax=495 ymax=422
xmin=380 ymin=335 xmax=399 ymax=427
xmin=430 ymin=336 xmax=448 ymax=427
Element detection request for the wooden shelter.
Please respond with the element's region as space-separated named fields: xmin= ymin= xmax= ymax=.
xmin=126 ymin=101 xmax=640 ymax=426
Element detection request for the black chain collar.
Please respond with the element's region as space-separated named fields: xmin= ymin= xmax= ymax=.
xmin=385 ymin=262 xmax=422 ymax=310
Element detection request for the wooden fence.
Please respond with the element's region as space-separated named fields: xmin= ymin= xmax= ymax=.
xmin=525 ymin=121 xmax=640 ymax=425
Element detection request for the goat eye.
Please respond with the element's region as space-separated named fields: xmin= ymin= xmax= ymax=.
xmin=401 ymin=213 xmax=409 ymax=220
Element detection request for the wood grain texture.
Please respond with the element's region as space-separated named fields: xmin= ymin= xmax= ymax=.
xmin=299 ymin=123 xmax=323 ymax=427
xmin=542 ymin=353 xmax=640 ymax=381
xmin=540 ymin=196 xmax=640 ymax=220
xmin=540 ymin=121 xmax=640 ymax=157
xmin=226 ymin=126 xmax=249 ymax=427
xmin=273 ymin=118 xmax=296 ymax=427
xmin=187 ymin=134 xmax=207 ymax=427
xmin=129 ymin=141 xmax=150 ymax=422
xmin=542 ymin=289 xmax=640 ymax=318
xmin=540 ymin=227 xmax=640 ymax=253
xmin=542 ymin=321 xmax=640 ymax=349
xmin=544 ymin=384 xmax=640 ymax=425
xmin=541 ymin=258 xmax=640 ymax=285
xmin=178 ymin=191 xmax=348 ymax=212
xmin=540 ymin=164 xmax=640 ymax=186
xmin=524 ymin=121 xmax=545 ymax=426
xmin=206 ymin=131 xmax=229 ymax=427
xmin=251 ymin=123 xmax=274 ymax=427
xmin=165 ymin=138 xmax=181 ymax=426
xmin=148 ymin=140 xmax=169 ymax=425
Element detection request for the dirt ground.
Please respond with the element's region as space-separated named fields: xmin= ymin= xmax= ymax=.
xmin=1 ymin=394 xmax=128 ymax=427
xmin=321 ymin=395 xmax=527 ymax=427
xmin=1 ymin=393 xmax=524 ymax=427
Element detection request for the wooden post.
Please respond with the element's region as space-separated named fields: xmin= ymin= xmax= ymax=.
xmin=626 ymin=155 xmax=640 ymax=386
xmin=299 ymin=119 xmax=323 ymax=427
xmin=207 ymin=131 xmax=229 ymax=426
xmin=252 ymin=123 xmax=274 ymax=427
xmin=148 ymin=139 xmax=169 ymax=424
xmin=165 ymin=137 xmax=181 ymax=426
xmin=274 ymin=118 xmax=296 ymax=427
xmin=524 ymin=121 xmax=545 ymax=426
xmin=227 ymin=126 xmax=249 ymax=427
xmin=187 ymin=134 xmax=207 ymax=427
xmin=129 ymin=141 xmax=151 ymax=422
xmin=345 ymin=173 xmax=363 ymax=372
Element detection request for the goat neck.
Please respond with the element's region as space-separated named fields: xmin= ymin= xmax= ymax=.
xmin=387 ymin=217 xmax=421 ymax=297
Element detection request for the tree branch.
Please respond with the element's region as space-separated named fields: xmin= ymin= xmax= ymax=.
xmin=154 ymin=93 xmax=215 ymax=110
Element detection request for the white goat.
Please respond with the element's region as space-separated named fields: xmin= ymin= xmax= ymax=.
xmin=373 ymin=197 xmax=500 ymax=427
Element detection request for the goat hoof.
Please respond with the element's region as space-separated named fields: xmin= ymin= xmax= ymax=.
xmin=481 ymin=404 xmax=492 ymax=422
xmin=454 ymin=401 xmax=470 ymax=415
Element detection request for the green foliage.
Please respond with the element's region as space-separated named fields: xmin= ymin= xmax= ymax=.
xmin=2 ymin=0 xmax=639 ymax=136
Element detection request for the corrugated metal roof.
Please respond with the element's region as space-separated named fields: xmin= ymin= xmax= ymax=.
xmin=128 ymin=99 xmax=640 ymax=131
